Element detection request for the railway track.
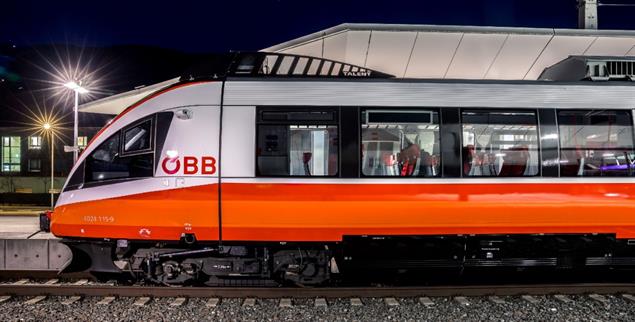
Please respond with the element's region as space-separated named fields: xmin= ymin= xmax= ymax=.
xmin=3 ymin=280 xmax=635 ymax=321
xmin=0 ymin=279 xmax=635 ymax=321
xmin=1 ymin=280 xmax=635 ymax=299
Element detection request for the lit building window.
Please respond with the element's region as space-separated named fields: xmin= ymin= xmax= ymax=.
xmin=77 ymin=136 xmax=88 ymax=148
xmin=28 ymin=136 xmax=42 ymax=149
xmin=28 ymin=159 xmax=41 ymax=172
xmin=2 ymin=136 xmax=21 ymax=172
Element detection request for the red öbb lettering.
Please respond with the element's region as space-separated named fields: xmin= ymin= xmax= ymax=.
xmin=201 ymin=156 xmax=217 ymax=174
xmin=183 ymin=156 xmax=199 ymax=174
xmin=161 ymin=157 xmax=180 ymax=175
xmin=161 ymin=156 xmax=216 ymax=175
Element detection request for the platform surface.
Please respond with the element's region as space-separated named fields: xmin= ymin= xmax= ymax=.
xmin=0 ymin=206 xmax=49 ymax=216
xmin=0 ymin=215 xmax=68 ymax=271
xmin=0 ymin=216 xmax=55 ymax=239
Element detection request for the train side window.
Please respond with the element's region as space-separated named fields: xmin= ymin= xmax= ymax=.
xmin=558 ymin=110 xmax=635 ymax=177
xmin=123 ymin=119 xmax=152 ymax=154
xmin=461 ymin=110 xmax=540 ymax=177
xmin=85 ymin=119 xmax=155 ymax=184
xmin=256 ymin=109 xmax=338 ymax=177
xmin=361 ymin=109 xmax=440 ymax=177
xmin=85 ymin=134 xmax=126 ymax=182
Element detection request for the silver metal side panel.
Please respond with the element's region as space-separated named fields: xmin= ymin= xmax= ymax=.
xmin=223 ymin=81 xmax=635 ymax=109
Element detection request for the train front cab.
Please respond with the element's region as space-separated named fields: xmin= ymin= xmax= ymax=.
xmin=51 ymin=82 xmax=224 ymax=276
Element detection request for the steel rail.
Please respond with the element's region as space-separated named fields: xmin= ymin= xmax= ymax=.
xmin=1 ymin=283 xmax=635 ymax=298
xmin=0 ymin=271 xmax=90 ymax=280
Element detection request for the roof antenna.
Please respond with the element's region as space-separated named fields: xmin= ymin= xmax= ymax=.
xmin=578 ymin=0 xmax=598 ymax=29
xmin=580 ymin=0 xmax=635 ymax=29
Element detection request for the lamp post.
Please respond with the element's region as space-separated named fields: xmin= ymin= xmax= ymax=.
xmin=63 ymin=81 xmax=88 ymax=163
xmin=43 ymin=122 xmax=54 ymax=209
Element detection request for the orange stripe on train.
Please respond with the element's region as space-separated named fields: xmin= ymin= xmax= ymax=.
xmin=52 ymin=182 xmax=635 ymax=241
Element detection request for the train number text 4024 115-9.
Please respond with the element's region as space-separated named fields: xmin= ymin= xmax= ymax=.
xmin=82 ymin=216 xmax=115 ymax=223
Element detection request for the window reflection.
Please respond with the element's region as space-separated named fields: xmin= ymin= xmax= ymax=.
xmin=85 ymin=118 xmax=154 ymax=183
xmin=256 ymin=109 xmax=339 ymax=177
xmin=461 ymin=110 xmax=539 ymax=177
xmin=558 ymin=110 xmax=635 ymax=177
xmin=289 ymin=126 xmax=337 ymax=176
xmin=361 ymin=110 xmax=440 ymax=177
xmin=123 ymin=120 xmax=152 ymax=153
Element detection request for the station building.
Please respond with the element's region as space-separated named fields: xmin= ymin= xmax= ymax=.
xmin=0 ymin=126 xmax=101 ymax=201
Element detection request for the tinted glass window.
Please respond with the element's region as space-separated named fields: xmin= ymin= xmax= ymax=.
xmin=461 ymin=110 xmax=540 ymax=177
xmin=257 ymin=125 xmax=338 ymax=176
xmin=65 ymin=161 xmax=85 ymax=190
xmin=361 ymin=109 xmax=440 ymax=177
xmin=558 ymin=110 xmax=635 ymax=177
xmin=257 ymin=109 xmax=338 ymax=177
xmin=85 ymin=132 xmax=154 ymax=183
xmin=86 ymin=134 xmax=125 ymax=181
xmin=262 ymin=111 xmax=336 ymax=122
xmin=123 ymin=120 xmax=152 ymax=153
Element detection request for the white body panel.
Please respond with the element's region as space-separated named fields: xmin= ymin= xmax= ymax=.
xmin=56 ymin=177 xmax=216 ymax=207
xmin=74 ymin=81 xmax=222 ymax=172
xmin=58 ymin=81 xmax=222 ymax=207
xmin=155 ymin=105 xmax=220 ymax=177
xmin=220 ymin=106 xmax=256 ymax=178
xmin=57 ymin=78 xmax=635 ymax=207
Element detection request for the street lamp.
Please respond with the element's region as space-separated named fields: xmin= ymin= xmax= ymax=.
xmin=42 ymin=122 xmax=54 ymax=209
xmin=63 ymin=81 xmax=88 ymax=163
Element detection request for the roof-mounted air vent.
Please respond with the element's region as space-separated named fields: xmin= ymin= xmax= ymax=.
xmin=180 ymin=52 xmax=394 ymax=81
xmin=539 ymin=56 xmax=635 ymax=82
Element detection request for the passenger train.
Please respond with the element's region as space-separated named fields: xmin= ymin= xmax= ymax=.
xmin=44 ymin=52 xmax=635 ymax=285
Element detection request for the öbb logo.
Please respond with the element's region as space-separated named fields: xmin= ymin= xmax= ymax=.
xmin=162 ymin=155 xmax=217 ymax=175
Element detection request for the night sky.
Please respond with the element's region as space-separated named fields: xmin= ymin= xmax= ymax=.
xmin=3 ymin=0 xmax=635 ymax=53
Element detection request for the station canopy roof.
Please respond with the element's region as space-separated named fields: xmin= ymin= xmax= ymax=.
xmin=79 ymin=78 xmax=180 ymax=114
xmin=264 ymin=23 xmax=635 ymax=80
xmin=80 ymin=23 xmax=635 ymax=115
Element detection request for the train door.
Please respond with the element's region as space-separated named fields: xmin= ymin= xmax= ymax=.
xmin=154 ymin=105 xmax=221 ymax=241
xmin=218 ymin=106 xmax=256 ymax=242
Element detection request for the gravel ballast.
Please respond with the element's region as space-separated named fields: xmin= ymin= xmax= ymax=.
xmin=0 ymin=294 xmax=633 ymax=321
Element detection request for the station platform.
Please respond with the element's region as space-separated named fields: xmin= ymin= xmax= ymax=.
xmin=0 ymin=215 xmax=70 ymax=272
xmin=0 ymin=206 xmax=49 ymax=217
xmin=0 ymin=215 xmax=54 ymax=239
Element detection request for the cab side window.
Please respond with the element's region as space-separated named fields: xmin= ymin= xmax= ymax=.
xmin=85 ymin=117 xmax=155 ymax=184
xmin=123 ymin=119 xmax=152 ymax=153
xmin=256 ymin=108 xmax=338 ymax=177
